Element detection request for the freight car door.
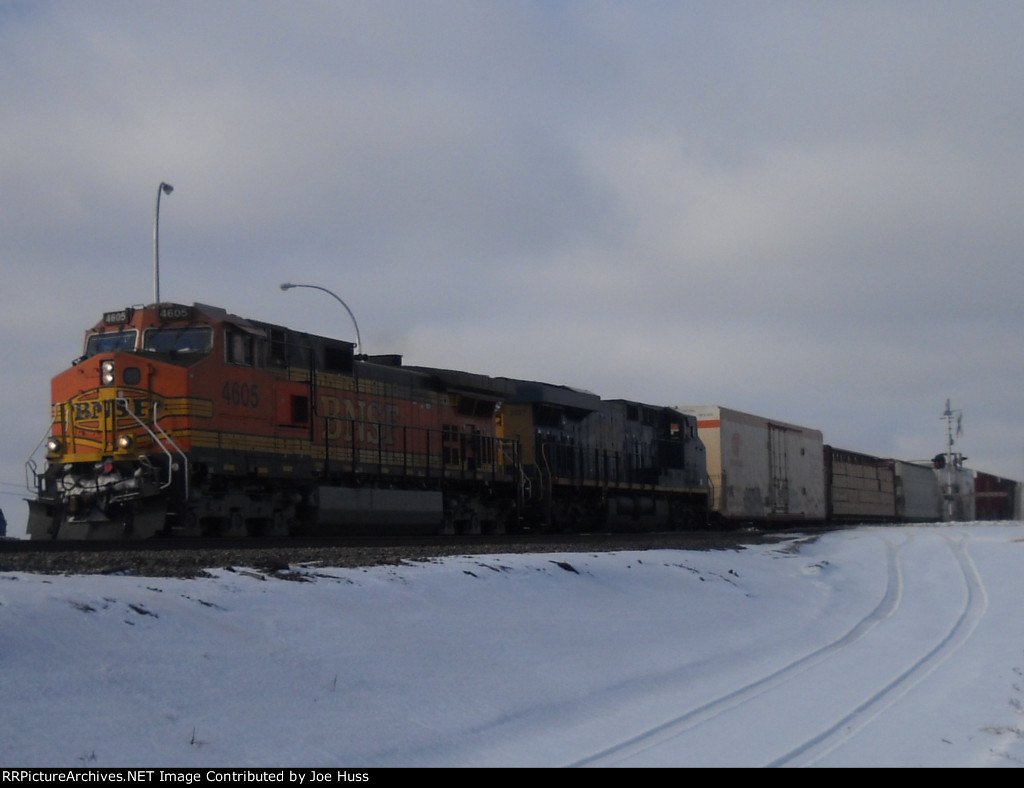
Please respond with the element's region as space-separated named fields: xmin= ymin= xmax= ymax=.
xmin=767 ymin=423 xmax=790 ymax=515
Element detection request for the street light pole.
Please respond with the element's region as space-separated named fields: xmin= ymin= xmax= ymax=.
xmin=153 ymin=182 xmax=174 ymax=304
xmin=280 ymin=282 xmax=363 ymax=354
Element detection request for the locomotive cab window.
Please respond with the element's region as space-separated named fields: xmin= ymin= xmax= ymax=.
xmin=85 ymin=330 xmax=138 ymax=356
xmin=143 ymin=326 xmax=213 ymax=355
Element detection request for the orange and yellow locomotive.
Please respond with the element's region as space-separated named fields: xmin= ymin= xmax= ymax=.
xmin=27 ymin=302 xmax=517 ymax=539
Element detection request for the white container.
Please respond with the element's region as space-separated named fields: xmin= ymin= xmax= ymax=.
xmin=893 ymin=461 xmax=943 ymax=522
xmin=676 ymin=405 xmax=826 ymax=522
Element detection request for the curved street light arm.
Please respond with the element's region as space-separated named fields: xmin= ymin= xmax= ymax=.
xmin=280 ymin=282 xmax=363 ymax=354
xmin=153 ymin=182 xmax=173 ymax=304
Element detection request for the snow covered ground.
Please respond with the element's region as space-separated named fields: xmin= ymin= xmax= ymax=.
xmin=2 ymin=522 xmax=1023 ymax=768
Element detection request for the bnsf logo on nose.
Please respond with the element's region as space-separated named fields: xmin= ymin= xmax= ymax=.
xmin=73 ymin=399 xmax=150 ymax=419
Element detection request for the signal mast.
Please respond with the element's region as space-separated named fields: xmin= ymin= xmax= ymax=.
xmin=935 ymin=399 xmax=966 ymax=520
xmin=940 ymin=398 xmax=965 ymax=469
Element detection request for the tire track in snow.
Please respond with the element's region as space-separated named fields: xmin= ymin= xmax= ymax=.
xmin=766 ymin=531 xmax=988 ymax=768
xmin=570 ymin=533 xmax=908 ymax=768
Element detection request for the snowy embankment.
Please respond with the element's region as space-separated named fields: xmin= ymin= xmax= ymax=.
xmin=2 ymin=523 xmax=1023 ymax=768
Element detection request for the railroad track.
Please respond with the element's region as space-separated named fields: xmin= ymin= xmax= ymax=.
xmin=0 ymin=527 xmax=823 ymax=578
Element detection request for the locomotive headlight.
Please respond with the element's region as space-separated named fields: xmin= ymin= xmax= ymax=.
xmin=100 ymin=360 xmax=116 ymax=385
xmin=116 ymin=434 xmax=134 ymax=451
xmin=46 ymin=437 xmax=63 ymax=453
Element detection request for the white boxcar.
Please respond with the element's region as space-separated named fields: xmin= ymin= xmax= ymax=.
xmin=893 ymin=461 xmax=942 ymax=522
xmin=676 ymin=405 xmax=826 ymax=523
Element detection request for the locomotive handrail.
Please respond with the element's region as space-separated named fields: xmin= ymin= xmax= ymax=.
xmin=498 ymin=437 xmax=529 ymax=495
xmin=24 ymin=419 xmax=56 ymax=493
xmin=498 ymin=437 xmax=528 ymax=527
xmin=117 ymin=398 xmax=189 ymax=500
xmin=151 ymin=402 xmax=190 ymax=501
xmin=318 ymin=413 xmax=520 ymax=485
xmin=537 ymin=442 xmax=555 ymax=525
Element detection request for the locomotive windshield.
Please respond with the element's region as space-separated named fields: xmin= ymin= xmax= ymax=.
xmin=143 ymin=326 xmax=213 ymax=355
xmin=85 ymin=330 xmax=138 ymax=356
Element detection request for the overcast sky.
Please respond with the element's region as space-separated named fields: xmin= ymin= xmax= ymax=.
xmin=3 ymin=1 xmax=1023 ymax=517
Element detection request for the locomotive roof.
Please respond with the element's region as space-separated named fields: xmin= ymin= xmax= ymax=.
xmin=407 ymin=366 xmax=518 ymax=400
xmin=500 ymin=378 xmax=602 ymax=411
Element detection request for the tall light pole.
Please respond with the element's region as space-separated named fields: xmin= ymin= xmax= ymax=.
xmin=280 ymin=282 xmax=363 ymax=354
xmin=153 ymin=182 xmax=174 ymax=304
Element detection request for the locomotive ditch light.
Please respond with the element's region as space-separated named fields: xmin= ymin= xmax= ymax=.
xmin=101 ymin=360 xmax=116 ymax=385
xmin=46 ymin=437 xmax=63 ymax=454
xmin=117 ymin=435 xmax=134 ymax=451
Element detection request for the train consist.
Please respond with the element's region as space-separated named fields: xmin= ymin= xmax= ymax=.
xmin=24 ymin=301 xmax=1021 ymax=539
xmin=684 ymin=405 xmax=1019 ymax=525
